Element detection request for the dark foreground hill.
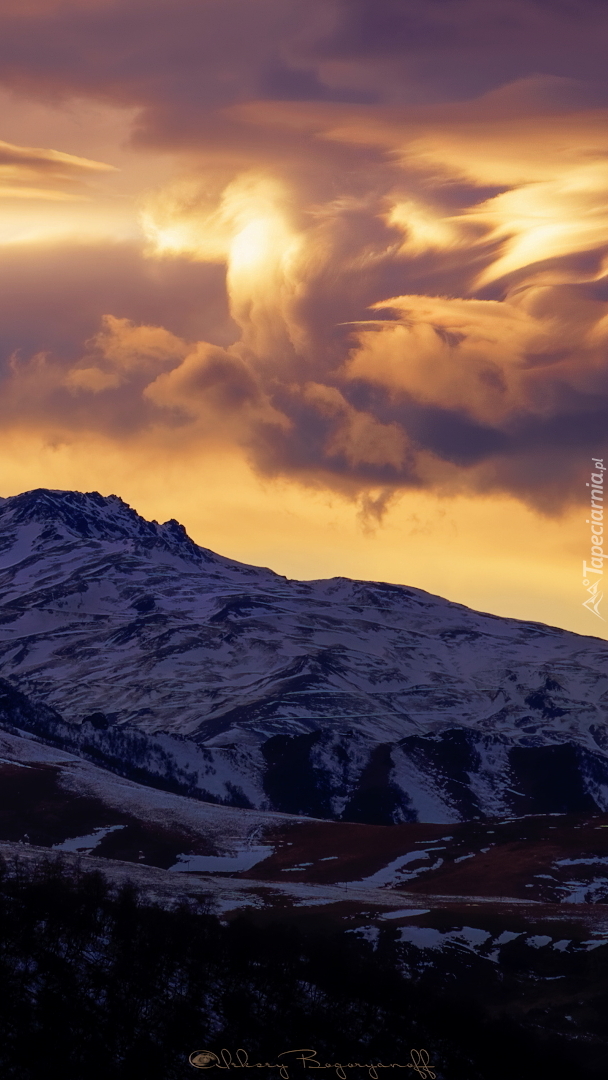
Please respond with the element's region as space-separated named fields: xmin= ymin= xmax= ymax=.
xmin=0 ymin=854 xmax=607 ymax=1080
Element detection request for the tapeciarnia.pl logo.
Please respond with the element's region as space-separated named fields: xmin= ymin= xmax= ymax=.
xmin=582 ymin=457 xmax=605 ymax=620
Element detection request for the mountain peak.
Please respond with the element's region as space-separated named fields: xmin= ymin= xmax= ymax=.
xmin=0 ymin=487 xmax=205 ymax=561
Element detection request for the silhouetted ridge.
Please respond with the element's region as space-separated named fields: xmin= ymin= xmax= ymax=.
xmin=0 ymin=488 xmax=206 ymax=560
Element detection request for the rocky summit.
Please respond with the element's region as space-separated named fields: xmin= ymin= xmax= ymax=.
xmin=0 ymin=487 xmax=607 ymax=824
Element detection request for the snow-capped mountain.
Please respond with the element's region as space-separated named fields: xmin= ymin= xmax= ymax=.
xmin=0 ymin=487 xmax=607 ymax=824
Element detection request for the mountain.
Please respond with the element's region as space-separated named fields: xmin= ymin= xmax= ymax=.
xmin=3 ymin=724 xmax=608 ymax=911
xmin=0 ymin=487 xmax=607 ymax=824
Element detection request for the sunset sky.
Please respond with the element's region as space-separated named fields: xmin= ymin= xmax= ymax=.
xmin=0 ymin=0 xmax=607 ymax=638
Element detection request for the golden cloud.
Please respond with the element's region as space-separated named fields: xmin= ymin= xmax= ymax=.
xmin=0 ymin=138 xmax=116 ymax=201
xmin=0 ymin=74 xmax=607 ymax=511
xmin=302 ymin=382 xmax=408 ymax=470
xmin=343 ymin=284 xmax=608 ymax=428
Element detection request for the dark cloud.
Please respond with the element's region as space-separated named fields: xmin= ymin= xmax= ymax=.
xmin=307 ymin=0 xmax=608 ymax=101
xmin=1 ymin=0 xmax=608 ymax=129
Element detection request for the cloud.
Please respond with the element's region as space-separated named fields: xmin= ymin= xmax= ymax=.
xmin=0 ymin=137 xmax=116 ymax=201
xmin=0 ymin=2 xmax=607 ymax=512
xmin=143 ymin=340 xmax=288 ymax=436
xmin=64 ymin=366 xmax=122 ymax=392
xmin=63 ymin=315 xmax=187 ymax=394
xmin=299 ymin=382 xmax=409 ymax=471
xmin=343 ymin=288 xmax=608 ymax=426
xmin=87 ymin=313 xmax=188 ymax=373
xmin=3 ymin=0 xmax=608 ymax=124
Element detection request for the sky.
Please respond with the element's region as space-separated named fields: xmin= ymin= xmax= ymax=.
xmin=0 ymin=0 xmax=607 ymax=637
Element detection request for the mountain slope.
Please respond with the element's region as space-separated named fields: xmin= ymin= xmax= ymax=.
xmin=0 ymin=487 xmax=607 ymax=823
xmin=4 ymin=726 xmax=608 ymax=915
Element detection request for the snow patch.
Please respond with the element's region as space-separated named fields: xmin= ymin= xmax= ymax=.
xmin=168 ymin=845 xmax=271 ymax=873
xmin=52 ymin=825 xmax=126 ymax=853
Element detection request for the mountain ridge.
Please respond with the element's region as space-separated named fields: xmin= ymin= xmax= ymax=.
xmin=0 ymin=487 xmax=279 ymax=572
xmin=0 ymin=487 xmax=607 ymax=824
